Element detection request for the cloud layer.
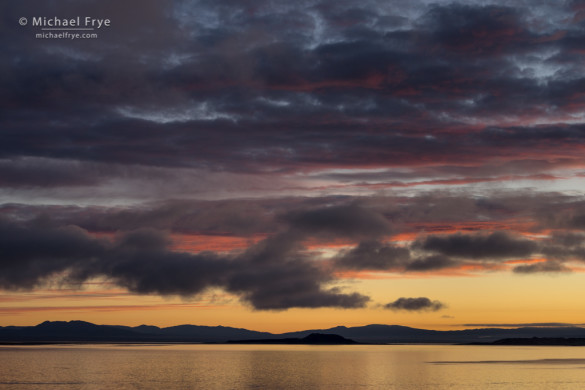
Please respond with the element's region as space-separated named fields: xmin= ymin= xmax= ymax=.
xmin=0 ymin=218 xmax=369 ymax=310
xmin=1 ymin=0 xmax=585 ymax=198
xmin=3 ymin=1 xmax=585 ymax=314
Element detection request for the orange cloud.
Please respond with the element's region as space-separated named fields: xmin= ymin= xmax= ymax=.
xmin=170 ymin=233 xmax=266 ymax=253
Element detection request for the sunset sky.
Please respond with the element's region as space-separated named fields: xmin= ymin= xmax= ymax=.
xmin=3 ymin=0 xmax=585 ymax=333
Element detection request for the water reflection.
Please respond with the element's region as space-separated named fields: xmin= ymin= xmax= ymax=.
xmin=1 ymin=344 xmax=585 ymax=389
xmin=433 ymin=358 xmax=585 ymax=365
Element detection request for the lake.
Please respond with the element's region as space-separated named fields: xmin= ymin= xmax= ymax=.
xmin=1 ymin=344 xmax=585 ymax=389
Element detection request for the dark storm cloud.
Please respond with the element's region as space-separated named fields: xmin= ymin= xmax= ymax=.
xmin=4 ymin=0 xmax=585 ymax=324
xmin=512 ymin=261 xmax=572 ymax=274
xmin=420 ymin=4 xmax=531 ymax=56
xmin=564 ymin=214 xmax=585 ymax=231
xmin=0 ymin=192 xmax=552 ymax=235
xmin=68 ymin=198 xmax=284 ymax=236
xmin=225 ymin=232 xmax=369 ymax=309
xmin=384 ymin=297 xmax=446 ymax=312
xmin=1 ymin=0 xmax=585 ymax=184
xmin=333 ymin=239 xmax=464 ymax=273
xmin=0 ymin=219 xmax=104 ymax=289
xmin=334 ymin=240 xmax=465 ymax=273
xmin=0 ymin=158 xmax=100 ymax=188
xmin=335 ymin=240 xmax=410 ymax=270
xmin=537 ymin=232 xmax=585 ymax=264
xmin=284 ymin=203 xmax=394 ymax=239
xmin=70 ymin=229 xmax=233 ymax=296
xmin=0 ymin=157 xmax=174 ymax=188
xmin=548 ymin=232 xmax=585 ymax=248
xmin=404 ymin=254 xmax=458 ymax=272
xmin=0 ymin=200 xmax=393 ymax=308
xmin=479 ymin=124 xmax=585 ymax=146
xmin=312 ymin=159 xmax=578 ymax=185
xmin=4 ymin=191 xmax=585 ymax=289
xmin=0 ymin=190 xmax=578 ymax=236
xmin=0 ymin=197 xmax=393 ymax=237
xmin=0 ymin=219 xmax=369 ymax=310
xmin=416 ymin=232 xmax=537 ymax=259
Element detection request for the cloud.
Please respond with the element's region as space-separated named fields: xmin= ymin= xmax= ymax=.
xmin=334 ymin=240 xmax=410 ymax=270
xmin=2 ymin=0 xmax=585 ymax=187
xmin=421 ymin=4 xmax=529 ymax=57
xmin=513 ymin=261 xmax=572 ymax=274
xmin=405 ymin=254 xmax=458 ymax=271
xmin=538 ymin=232 xmax=585 ymax=262
xmin=384 ymin=297 xmax=446 ymax=312
xmin=0 ymin=157 xmax=103 ymax=188
xmin=222 ymin=231 xmax=370 ymax=310
xmin=3 ymin=0 xmax=585 ymax=311
xmin=284 ymin=203 xmax=394 ymax=239
xmin=0 ymin=219 xmax=105 ymax=289
xmin=416 ymin=232 xmax=537 ymax=260
xmin=567 ymin=215 xmax=585 ymax=230
xmin=0 ymin=219 xmax=369 ymax=310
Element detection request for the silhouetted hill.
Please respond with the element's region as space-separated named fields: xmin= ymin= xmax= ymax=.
xmin=228 ymin=333 xmax=358 ymax=345
xmin=0 ymin=321 xmax=144 ymax=342
xmin=280 ymin=324 xmax=444 ymax=343
xmin=490 ymin=337 xmax=585 ymax=346
xmin=0 ymin=321 xmax=272 ymax=343
xmin=302 ymin=333 xmax=358 ymax=344
xmin=158 ymin=324 xmax=273 ymax=340
xmin=278 ymin=324 xmax=585 ymax=344
xmin=2 ymin=321 xmax=585 ymax=344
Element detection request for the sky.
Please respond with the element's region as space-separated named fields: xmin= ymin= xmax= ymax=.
xmin=2 ymin=0 xmax=585 ymax=333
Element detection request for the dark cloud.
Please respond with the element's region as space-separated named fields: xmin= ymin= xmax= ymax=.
xmin=335 ymin=240 xmax=410 ymax=270
xmin=384 ymin=297 xmax=446 ymax=312
xmin=421 ymin=4 xmax=529 ymax=56
xmin=0 ymin=219 xmax=105 ymax=289
xmin=223 ymin=231 xmax=370 ymax=309
xmin=2 ymin=187 xmax=585 ymax=314
xmin=1 ymin=0 xmax=584 ymax=185
xmin=549 ymin=232 xmax=585 ymax=248
xmin=0 ymin=219 xmax=369 ymax=310
xmin=0 ymin=192 xmax=558 ymax=235
xmin=1 ymin=0 xmax=585 ymax=319
xmin=0 ymin=197 xmax=394 ymax=237
xmin=72 ymin=199 xmax=284 ymax=236
xmin=568 ymin=214 xmax=585 ymax=230
xmin=404 ymin=254 xmax=458 ymax=272
xmin=284 ymin=203 xmax=393 ymax=239
xmin=416 ymin=232 xmax=537 ymax=260
xmin=536 ymin=232 xmax=585 ymax=263
xmin=513 ymin=261 xmax=572 ymax=274
xmin=0 ymin=158 xmax=100 ymax=188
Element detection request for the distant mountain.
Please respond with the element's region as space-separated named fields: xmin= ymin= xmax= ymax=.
xmin=0 ymin=321 xmax=272 ymax=343
xmin=228 ymin=333 xmax=359 ymax=345
xmin=278 ymin=324 xmax=585 ymax=344
xmin=489 ymin=337 xmax=585 ymax=346
xmin=111 ymin=323 xmax=274 ymax=342
xmin=0 ymin=321 xmax=141 ymax=342
xmin=2 ymin=321 xmax=585 ymax=344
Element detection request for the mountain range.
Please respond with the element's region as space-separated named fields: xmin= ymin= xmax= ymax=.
xmin=3 ymin=321 xmax=585 ymax=344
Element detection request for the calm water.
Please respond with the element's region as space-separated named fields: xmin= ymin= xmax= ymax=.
xmin=1 ymin=344 xmax=585 ymax=389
